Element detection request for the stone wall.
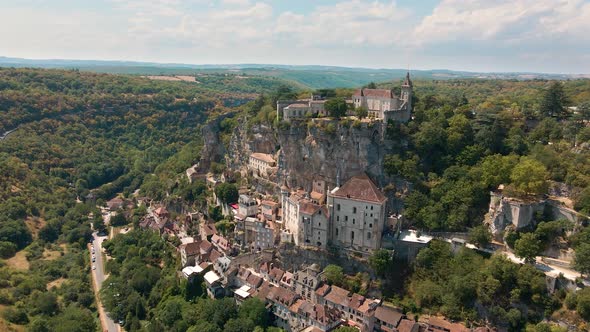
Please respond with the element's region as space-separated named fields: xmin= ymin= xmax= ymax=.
xmin=487 ymin=191 xmax=588 ymax=235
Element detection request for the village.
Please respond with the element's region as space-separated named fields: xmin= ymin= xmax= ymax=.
xmin=96 ymin=73 xmax=588 ymax=332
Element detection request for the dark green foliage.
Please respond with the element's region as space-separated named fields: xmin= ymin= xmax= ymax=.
xmin=323 ymin=264 xmax=344 ymax=285
xmin=110 ymin=212 xmax=128 ymax=227
xmin=408 ymin=240 xmax=553 ymax=326
xmin=540 ymin=82 xmax=569 ymax=118
xmin=325 ymin=97 xmax=348 ymax=119
xmin=514 ymin=233 xmax=543 ymax=263
xmin=369 ymin=249 xmax=393 ymax=276
xmin=215 ymin=183 xmax=239 ymax=204
xmin=468 ymin=225 xmax=492 ymax=247
xmin=238 ymin=298 xmax=269 ymax=328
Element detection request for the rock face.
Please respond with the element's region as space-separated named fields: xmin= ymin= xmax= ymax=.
xmin=487 ymin=191 xmax=586 ymax=234
xmin=278 ymin=120 xmax=387 ymax=191
xmin=199 ymin=112 xmax=236 ymax=172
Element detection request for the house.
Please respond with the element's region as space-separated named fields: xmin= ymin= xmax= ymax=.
xmin=299 ymin=201 xmax=329 ymax=249
xmin=243 ymin=217 xmax=276 ymax=251
xmin=211 ymin=234 xmax=231 ymax=254
xmin=374 ymin=306 xmax=403 ymax=332
xmin=237 ymin=194 xmax=258 ymax=220
xmin=426 ymin=317 xmax=470 ymax=332
xmin=328 ymin=174 xmax=388 ymax=253
xmin=180 ymin=241 xmax=201 ymax=267
xmin=248 ymin=153 xmax=276 ymax=177
xmin=277 ymin=94 xmax=327 ymax=122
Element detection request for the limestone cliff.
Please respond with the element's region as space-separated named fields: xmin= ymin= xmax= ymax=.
xmin=222 ymin=118 xmax=409 ymax=212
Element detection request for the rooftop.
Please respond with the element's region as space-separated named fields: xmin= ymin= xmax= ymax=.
xmin=250 ymin=152 xmax=275 ymax=164
xmin=331 ymin=174 xmax=387 ymax=203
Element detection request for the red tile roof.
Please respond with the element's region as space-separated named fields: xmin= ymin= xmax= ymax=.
xmin=299 ymin=201 xmax=322 ymax=215
xmin=331 ymin=174 xmax=387 ymax=203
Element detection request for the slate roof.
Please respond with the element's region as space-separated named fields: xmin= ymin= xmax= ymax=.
xmin=331 ymin=174 xmax=387 ymax=203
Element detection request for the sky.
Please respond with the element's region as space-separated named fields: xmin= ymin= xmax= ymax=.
xmin=0 ymin=0 xmax=589 ymax=74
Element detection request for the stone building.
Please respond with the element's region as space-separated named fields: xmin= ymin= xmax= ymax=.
xmin=242 ymin=217 xmax=277 ymax=251
xmin=352 ymin=72 xmax=413 ymax=122
xmin=237 ymin=194 xmax=258 ymax=220
xmin=248 ymin=153 xmax=276 ymax=177
xmin=328 ymin=174 xmax=388 ymax=253
xmin=277 ymin=94 xmax=327 ymax=122
xmin=299 ymin=202 xmax=329 ymax=249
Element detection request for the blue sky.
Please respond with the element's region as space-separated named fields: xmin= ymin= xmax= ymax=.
xmin=0 ymin=0 xmax=589 ymax=73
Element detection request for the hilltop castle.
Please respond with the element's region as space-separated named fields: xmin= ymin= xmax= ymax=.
xmin=277 ymin=72 xmax=413 ymax=123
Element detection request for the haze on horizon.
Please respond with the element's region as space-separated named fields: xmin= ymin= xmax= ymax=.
xmin=1 ymin=0 xmax=589 ymax=74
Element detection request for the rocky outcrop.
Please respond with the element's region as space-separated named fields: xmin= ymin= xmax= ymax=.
xmin=487 ymin=191 xmax=588 ymax=234
xmin=199 ymin=112 xmax=236 ymax=172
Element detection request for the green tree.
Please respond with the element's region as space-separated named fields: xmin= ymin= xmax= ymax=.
xmin=540 ymin=81 xmax=569 ymax=118
xmin=238 ymin=298 xmax=269 ymax=328
xmin=355 ymin=106 xmax=368 ymax=119
xmin=215 ymin=183 xmax=238 ymax=204
xmin=509 ymin=157 xmax=549 ymax=196
xmin=576 ymin=287 xmax=590 ymax=320
xmin=573 ymin=243 xmax=590 ymax=276
xmin=223 ymin=318 xmax=255 ymax=332
xmin=468 ymin=225 xmax=492 ymax=247
xmin=0 ymin=241 xmax=17 ymax=258
xmin=323 ymin=264 xmax=344 ymax=286
xmin=514 ymin=233 xmax=542 ymax=263
xmin=325 ymin=97 xmax=348 ymax=119
xmin=369 ymin=249 xmax=392 ymax=276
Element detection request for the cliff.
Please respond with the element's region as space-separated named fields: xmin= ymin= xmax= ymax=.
xmin=221 ymin=117 xmax=410 ymax=212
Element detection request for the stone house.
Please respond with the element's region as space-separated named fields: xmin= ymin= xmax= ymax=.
xmin=248 ymin=153 xmax=276 ymax=177
xmin=299 ymin=202 xmax=329 ymax=249
xmin=237 ymin=194 xmax=258 ymax=220
xmin=328 ymin=174 xmax=388 ymax=253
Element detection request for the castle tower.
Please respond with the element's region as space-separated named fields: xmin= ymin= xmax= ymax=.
xmin=401 ymin=71 xmax=413 ymax=111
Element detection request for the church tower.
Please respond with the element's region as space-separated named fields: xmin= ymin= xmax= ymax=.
xmin=401 ymin=71 xmax=413 ymax=112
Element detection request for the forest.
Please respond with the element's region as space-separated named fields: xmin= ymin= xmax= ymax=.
xmin=0 ymin=67 xmax=589 ymax=331
xmin=0 ymin=68 xmax=285 ymax=331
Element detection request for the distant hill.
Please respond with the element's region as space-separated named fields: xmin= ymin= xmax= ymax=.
xmin=1 ymin=56 xmax=588 ymax=89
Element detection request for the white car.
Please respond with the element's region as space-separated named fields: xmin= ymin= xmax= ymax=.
xmin=92 ymin=265 xmax=96 ymax=270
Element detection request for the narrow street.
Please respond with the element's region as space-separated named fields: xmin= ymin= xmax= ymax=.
xmin=90 ymin=211 xmax=119 ymax=332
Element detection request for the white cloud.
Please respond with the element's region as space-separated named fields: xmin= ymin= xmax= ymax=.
xmin=413 ymin=0 xmax=590 ymax=45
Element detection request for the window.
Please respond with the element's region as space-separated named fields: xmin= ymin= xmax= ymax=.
xmin=351 ymin=231 xmax=355 ymax=240
xmin=353 ymin=207 xmax=357 ymax=213
xmin=337 ymin=216 xmax=340 ymax=222
xmin=345 ymin=216 xmax=348 ymax=221
xmin=336 ymin=228 xmax=339 ymax=236
xmin=369 ymin=223 xmax=372 ymax=228
xmin=367 ymin=232 xmax=371 ymax=239
xmin=337 ymin=204 xmax=341 ymax=211
xmin=352 ymin=219 xmax=355 ymax=225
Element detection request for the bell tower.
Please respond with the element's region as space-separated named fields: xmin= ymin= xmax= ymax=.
xmin=401 ymin=71 xmax=413 ymax=111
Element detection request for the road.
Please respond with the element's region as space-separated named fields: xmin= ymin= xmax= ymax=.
xmin=0 ymin=127 xmax=18 ymax=141
xmin=91 ymin=228 xmax=119 ymax=332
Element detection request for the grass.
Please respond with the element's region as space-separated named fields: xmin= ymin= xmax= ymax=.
xmin=5 ymin=251 xmax=29 ymax=270
xmin=46 ymin=277 xmax=67 ymax=291
xmin=24 ymin=217 xmax=46 ymax=240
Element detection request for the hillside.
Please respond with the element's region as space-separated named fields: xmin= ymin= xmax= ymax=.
xmin=2 ymin=56 xmax=588 ymax=90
